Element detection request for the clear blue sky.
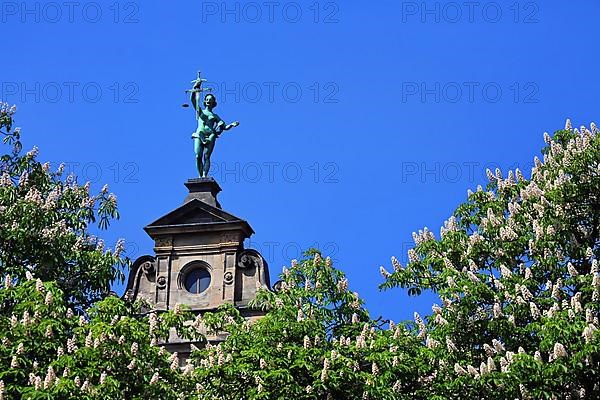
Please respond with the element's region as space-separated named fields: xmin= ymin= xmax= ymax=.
xmin=2 ymin=0 xmax=599 ymax=323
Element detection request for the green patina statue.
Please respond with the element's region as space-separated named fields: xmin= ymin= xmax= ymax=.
xmin=186 ymin=71 xmax=240 ymax=178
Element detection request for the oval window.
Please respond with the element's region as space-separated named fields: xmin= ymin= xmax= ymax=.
xmin=184 ymin=268 xmax=211 ymax=294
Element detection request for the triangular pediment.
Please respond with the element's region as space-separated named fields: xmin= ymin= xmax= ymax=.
xmin=146 ymin=199 xmax=244 ymax=228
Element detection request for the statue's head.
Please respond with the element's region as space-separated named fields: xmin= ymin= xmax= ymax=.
xmin=204 ymin=94 xmax=217 ymax=108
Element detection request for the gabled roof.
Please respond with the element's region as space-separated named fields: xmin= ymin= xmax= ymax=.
xmin=144 ymin=198 xmax=254 ymax=237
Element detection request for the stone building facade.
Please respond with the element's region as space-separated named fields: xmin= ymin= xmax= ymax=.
xmin=124 ymin=178 xmax=269 ymax=358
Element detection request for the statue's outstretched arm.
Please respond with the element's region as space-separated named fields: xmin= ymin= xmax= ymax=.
xmin=217 ymin=118 xmax=240 ymax=131
xmin=224 ymin=121 xmax=240 ymax=130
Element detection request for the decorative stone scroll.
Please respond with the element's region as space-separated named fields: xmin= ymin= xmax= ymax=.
xmin=142 ymin=261 xmax=155 ymax=277
xmin=237 ymin=251 xmax=261 ymax=270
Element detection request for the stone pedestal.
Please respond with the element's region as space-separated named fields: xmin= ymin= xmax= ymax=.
xmin=183 ymin=178 xmax=222 ymax=208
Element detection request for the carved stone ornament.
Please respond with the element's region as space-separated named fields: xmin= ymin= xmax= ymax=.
xmin=224 ymin=271 xmax=234 ymax=284
xmin=238 ymin=252 xmax=260 ymax=269
xmin=156 ymin=276 xmax=167 ymax=289
xmin=142 ymin=261 xmax=155 ymax=276
xmin=155 ymin=237 xmax=172 ymax=247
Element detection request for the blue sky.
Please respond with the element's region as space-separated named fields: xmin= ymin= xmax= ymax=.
xmin=2 ymin=0 xmax=599 ymax=323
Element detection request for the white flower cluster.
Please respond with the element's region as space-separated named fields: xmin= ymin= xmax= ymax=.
xmin=0 ymin=102 xmax=17 ymax=116
xmin=412 ymin=227 xmax=435 ymax=245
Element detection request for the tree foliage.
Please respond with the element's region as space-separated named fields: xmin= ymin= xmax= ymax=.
xmin=0 ymin=277 xmax=198 ymax=399
xmin=380 ymin=119 xmax=600 ymax=398
xmin=1 ymin=103 xmax=124 ymax=309
xmin=0 ymin=104 xmax=200 ymax=399
xmin=191 ymin=251 xmax=425 ymax=399
xmin=1 ymin=103 xmax=599 ymax=399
